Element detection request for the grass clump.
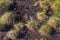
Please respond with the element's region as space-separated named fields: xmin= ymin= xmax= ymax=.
xmin=38 ymin=24 xmax=54 ymax=36
xmin=0 ymin=20 xmax=6 ymax=29
xmin=7 ymin=29 xmax=18 ymax=39
xmin=0 ymin=11 xmax=15 ymax=24
xmin=47 ymin=16 xmax=59 ymax=29
xmin=0 ymin=11 xmax=15 ymax=29
xmin=36 ymin=12 xmax=48 ymax=22
xmin=40 ymin=38 xmax=46 ymax=40
xmin=13 ymin=22 xmax=24 ymax=31
xmin=25 ymin=19 xmax=39 ymax=31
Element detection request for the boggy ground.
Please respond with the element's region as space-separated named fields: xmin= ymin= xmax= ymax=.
xmin=0 ymin=0 xmax=60 ymax=40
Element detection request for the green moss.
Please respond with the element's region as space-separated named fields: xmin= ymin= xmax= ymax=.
xmin=0 ymin=0 xmax=5 ymax=3
xmin=0 ymin=0 xmax=8 ymax=3
xmin=0 ymin=24 xmax=5 ymax=29
xmin=0 ymin=17 xmax=6 ymax=28
xmin=57 ymin=20 xmax=60 ymax=27
xmin=2 ymin=2 xmax=9 ymax=11
xmin=0 ymin=0 xmax=9 ymax=11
